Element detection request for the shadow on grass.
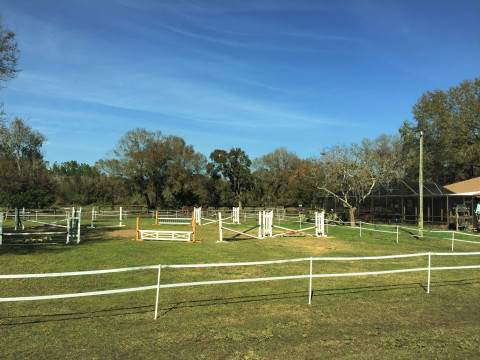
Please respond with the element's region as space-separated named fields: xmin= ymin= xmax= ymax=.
xmin=2 ymin=277 xmax=478 ymax=325
xmin=0 ymin=304 xmax=153 ymax=326
xmin=0 ymin=244 xmax=76 ymax=256
xmin=219 ymin=237 xmax=258 ymax=242
xmin=0 ymin=226 xmax=129 ymax=255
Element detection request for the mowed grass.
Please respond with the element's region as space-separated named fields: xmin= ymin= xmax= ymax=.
xmin=1 ymin=216 xmax=480 ymax=359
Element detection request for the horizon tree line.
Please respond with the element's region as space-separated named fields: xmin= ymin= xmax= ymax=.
xmin=1 ymin=18 xmax=479 ymax=218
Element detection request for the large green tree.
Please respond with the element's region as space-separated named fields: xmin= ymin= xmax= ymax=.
xmin=208 ymin=148 xmax=252 ymax=209
xmin=252 ymin=147 xmax=302 ymax=206
xmin=97 ymin=128 xmax=206 ymax=209
xmin=0 ymin=117 xmax=53 ymax=207
xmin=400 ymin=78 xmax=480 ymax=185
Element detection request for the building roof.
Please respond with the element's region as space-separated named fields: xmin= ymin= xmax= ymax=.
xmin=444 ymin=177 xmax=480 ymax=195
xmin=370 ymin=180 xmax=454 ymax=197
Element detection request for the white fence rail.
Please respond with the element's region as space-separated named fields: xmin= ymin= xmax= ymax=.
xmin=1 ymin=252 xmax=479 ymax=320
xmin=330 ymin=221 xmax=480 ymax=250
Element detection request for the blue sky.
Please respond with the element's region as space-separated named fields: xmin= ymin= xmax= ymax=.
xmin=1 ymin=0 xmax=479 ymax=165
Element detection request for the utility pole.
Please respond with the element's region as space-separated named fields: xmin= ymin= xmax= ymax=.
xmin=419 ymin=131 xmax=424 ymax=239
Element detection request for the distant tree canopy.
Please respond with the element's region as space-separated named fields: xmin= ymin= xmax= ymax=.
xmin=49 ymin=161 xmax=110 ymax=205
xmin=252 ymin=147 xmax=303 ymax=206
xmin=0 ymin=117 xmax=53 ymax=207
xmin=400 ymin=78 xmax=480 ymax=185
xmin=208 ymin=148 xmax=252 ymax=209
xmin=97 ymin=128 xmax=206 ymax=209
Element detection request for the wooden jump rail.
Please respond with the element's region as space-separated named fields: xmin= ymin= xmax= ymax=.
xmin=153 ymin=211 xmax=192 ymax=225
xmin=134 ymin=213 xmax=198 ymax=243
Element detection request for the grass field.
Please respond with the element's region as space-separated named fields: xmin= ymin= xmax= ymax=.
xmin=1 ymin=215 xmax=480 ymax=359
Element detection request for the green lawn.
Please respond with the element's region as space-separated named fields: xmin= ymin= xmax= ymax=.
xmin=1 ymin=216 xmax=479 ymax=359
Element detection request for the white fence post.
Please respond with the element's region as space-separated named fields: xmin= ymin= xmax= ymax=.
xmin=359 ymin=221 xmax=362 ymax=237
xmin=452 ymin=231 xmax=455 ymax=252
xmin=309 ymin=257 xmax=313 ymax=305
xmin=427 ymin=252 xmax=431 ymax=294
xmin=154 ymin=264 xmax=162 ymax=320
xmin=0 ymin=212 xmax=3 ymax=245
xmin=396 ymin=225 xmax=399 ymax=244
xmin=90 ymin=207 xmax=95 ymax=228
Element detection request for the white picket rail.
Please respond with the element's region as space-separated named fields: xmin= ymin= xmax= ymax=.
xmin=139 ymin=230 xmax=193 ymax=241
xmin=1 ymin=252 xmax=479 ymax=320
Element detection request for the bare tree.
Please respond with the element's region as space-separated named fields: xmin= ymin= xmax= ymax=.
xmin=318 ymin=135 xmax=404 ymax=226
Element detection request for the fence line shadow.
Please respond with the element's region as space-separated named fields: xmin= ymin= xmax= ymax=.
xmin=2 ymin=277 xmax=478 ymax=325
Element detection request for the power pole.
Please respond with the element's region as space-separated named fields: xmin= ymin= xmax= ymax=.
xmin=419 ymin=131 xmax=424 ymax=239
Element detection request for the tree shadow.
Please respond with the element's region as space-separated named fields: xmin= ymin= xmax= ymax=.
xmin=0 ymin=226 xmax=133 ymax=255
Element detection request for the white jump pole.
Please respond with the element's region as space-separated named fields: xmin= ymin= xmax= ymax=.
xmin=262 ymin=211 xmax=266 ymax=239
xmin=194 ymin=207 xmax=202 ymax=225
xmin=315 ymin=211 xmax=325 ymax=237
xmin=119 ymin=207 xmax=123 ymax=227
xmin=266 ymin=211 xmax=273 ymax=237
xmin=90 ymin=207 xmax=95 ymax=228
xmin=66 ymin=213 xmax=71 ymax=244
xmin=218 ymin=212 xmax=223 ymax=242
xmin=258 ymin=211 xmax=262 ymax=239
xmin=76 ymin=208 xmax=82 ymax=244
xmin=232 ymin=207 xmax=240 ymax=224
xmin=154 ymin=264 xmax=161 ymax=319
xmin=321 ymin=211 xmax=325 ymax=236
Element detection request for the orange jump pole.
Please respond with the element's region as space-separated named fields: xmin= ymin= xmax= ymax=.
xmin=133 ymin=217 xmax=142 ymax=241
xmin=189 ymin=210 xmax=198 ymax=243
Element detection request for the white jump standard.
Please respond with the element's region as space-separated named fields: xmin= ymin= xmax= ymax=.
xmin=264 ymin=210 xmax=326 ymax=238
xmin=194 ymin=207 xmax=240 ymax=226
xmin=89 ymin=207 xmax=124 ymax=228
xmin=0 ymin=208 xmax=82 ymax=245
xmin=134 ymin=213 xmax=198 ymax=243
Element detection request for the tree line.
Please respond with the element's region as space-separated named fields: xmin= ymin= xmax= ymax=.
xmin=1 ymin=17 xmax=479 ymax=221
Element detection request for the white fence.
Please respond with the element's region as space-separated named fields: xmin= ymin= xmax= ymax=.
xmin=326 ymin=221 xmax=480 ymax=250
xmin=1 ymin=252 xmax=479 ymax=320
